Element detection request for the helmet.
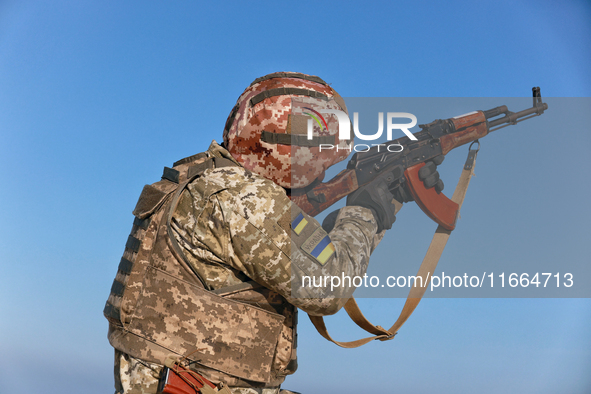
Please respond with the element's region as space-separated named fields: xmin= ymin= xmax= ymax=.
xmin=223 ymin=72 xmax=353 ymax=189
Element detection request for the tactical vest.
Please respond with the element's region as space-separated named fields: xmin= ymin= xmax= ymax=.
xmin=104 ymin=150 xmax=297 ymax=385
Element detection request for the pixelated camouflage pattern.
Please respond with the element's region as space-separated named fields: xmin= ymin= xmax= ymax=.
xmin=289 ymin=205 xmax=385 ymax=304
xmin=107 ymin=141 xmax=382 ymax=392
xmin=114 ymin=350 xmax=288 ymax=394
xmin=171 ymin=142 xmax=381 ymax=316
xmin=223 ymin=72 xmax=353 ymax=189
xmin=105 ymin=217 xmax=151 ymax=326
xmin=126 ymin=264 xmax=285 ymax=378
xmin=107 ymin=146 xmax=289 ymax=386
xmin=114 ymin=349 xmax=161 ymax=394
xmin=288 ymin=97 xmax=353 ymax=188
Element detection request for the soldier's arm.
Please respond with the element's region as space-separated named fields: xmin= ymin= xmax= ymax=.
xmin=171 ymin=169 xmax=384 ymax=316
xmin=224 ymin=179 xmax=383 ymax=316
xmin=286 ymin=205 xmax=383 ymax=315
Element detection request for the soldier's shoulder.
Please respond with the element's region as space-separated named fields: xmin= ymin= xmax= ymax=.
xmin=205 ymin=166 xmax=286 ymax=196
xmin=208 ymin=167 xmax=291 ymax=227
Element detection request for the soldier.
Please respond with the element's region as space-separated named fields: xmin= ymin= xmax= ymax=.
xmin=104 ymin=72 xmax=443 ymax=393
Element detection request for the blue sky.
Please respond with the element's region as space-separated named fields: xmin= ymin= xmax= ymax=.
xmin=0 ymin=1 xmax=590 ymax=393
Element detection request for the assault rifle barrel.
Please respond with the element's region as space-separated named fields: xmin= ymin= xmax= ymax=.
xmin=486 ymin=87 xmax=548 ymax=130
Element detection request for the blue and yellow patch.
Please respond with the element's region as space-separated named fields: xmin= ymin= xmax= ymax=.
xmin=292 ymin=212 xmax=308 ymax=235
xmin=301 ymin=227 xmax=335 ymax=266
xmin=309 ymin=235 xmax=335 ymax=265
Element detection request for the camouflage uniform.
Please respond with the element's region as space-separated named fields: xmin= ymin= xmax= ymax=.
xmin=106 ymin=141 xmax=383 ymax=393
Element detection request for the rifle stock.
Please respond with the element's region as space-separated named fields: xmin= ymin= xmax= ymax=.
xmin=288 ymin=169 xmax=359 ymax=216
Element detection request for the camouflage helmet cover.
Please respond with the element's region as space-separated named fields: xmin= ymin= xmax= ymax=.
xmin=223 ymin=72 xmax=353 ymax=189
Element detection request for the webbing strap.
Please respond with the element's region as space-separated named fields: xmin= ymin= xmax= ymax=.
xmin=211 ymin=280 xmax=262 ymax=296
xmin=162 ymin=167 xmax=180 ymax=184
xmin=173 ymin=152 xmax=207 ymax=167
xmin=260 ymin=130 xmax=335 ymax=147
xmin=165 ymin=156 xmax=237 ymax=291
xmin=309 ymin=146 xmax=479 ymax=348
xmin=250 ymin=88 xmax=328 ymax=106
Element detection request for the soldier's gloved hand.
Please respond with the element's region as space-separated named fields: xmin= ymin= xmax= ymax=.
xmin=392 ymin=155 xmax=445 ymax=203
xmin=420 ymin=155 xmax=445 ymax=192
xmin=346 ymin=177 xmax=397 ymax=232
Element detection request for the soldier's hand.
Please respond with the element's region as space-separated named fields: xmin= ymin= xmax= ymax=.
xmin=346 ymin=177 xmax=397 ymax=232
xmin=419 ymin=155 xmax=445 ymax=193
xmin=392 ymin=155 xmax=445 ymax=203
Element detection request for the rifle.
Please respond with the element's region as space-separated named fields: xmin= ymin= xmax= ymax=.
xmin=288 ymin=88 xmax=548 ymax=230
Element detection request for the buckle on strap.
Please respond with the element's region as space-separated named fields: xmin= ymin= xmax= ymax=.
xmin=375 ymin=325 xmax=396 ymax=341
xmin=377 ymin=332 xmax=397 ymax=341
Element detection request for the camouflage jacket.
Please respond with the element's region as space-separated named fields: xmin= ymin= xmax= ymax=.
xmin=105 ymin=141 xmax=383 ymax=388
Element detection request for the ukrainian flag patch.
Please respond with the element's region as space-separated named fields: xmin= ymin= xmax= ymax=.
xmin=292 ymin=212 xmax=308 ymax=235
xmin=302 ymin=227 xmax=335 ymax=266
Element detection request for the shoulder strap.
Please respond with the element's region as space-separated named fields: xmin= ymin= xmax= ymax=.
xmin=309 ymin=144 xmax=480 ymax=348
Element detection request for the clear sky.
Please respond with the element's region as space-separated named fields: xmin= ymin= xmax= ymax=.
xmin=0 ymin=1 xmax=590 ymax=393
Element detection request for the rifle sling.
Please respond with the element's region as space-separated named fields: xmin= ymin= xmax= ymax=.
xmin=309 ymin=146 xmax=479 ymax=348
